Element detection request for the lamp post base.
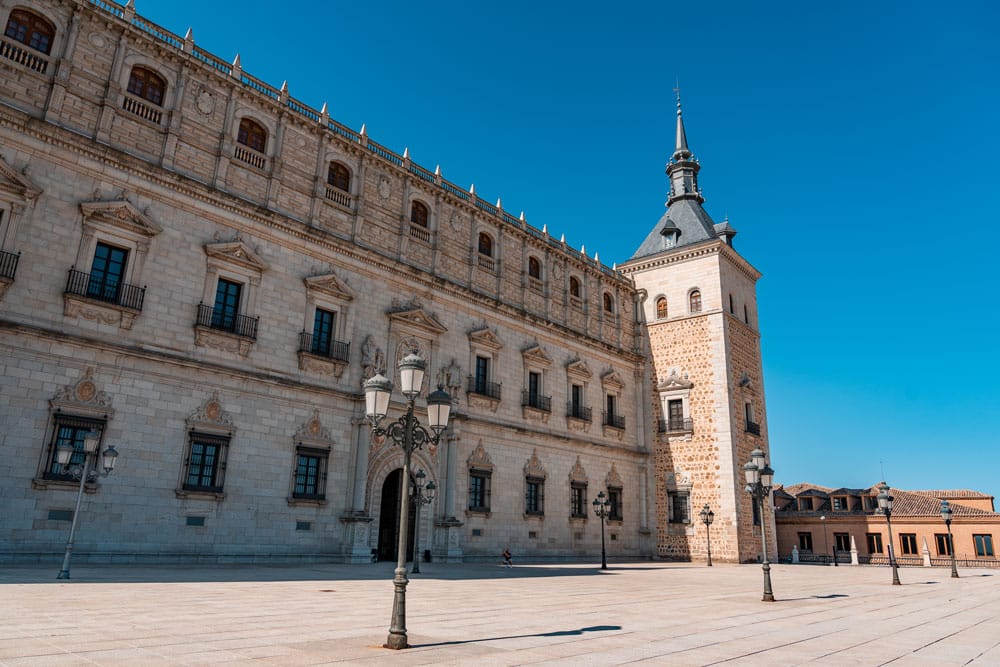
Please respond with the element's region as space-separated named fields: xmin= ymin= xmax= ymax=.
xmin=56 ymin=570 xmax=70 ymax=580
xmin=384 ymin=567 xmax=409 ymax=650
xmin=761 ymin=561 xmax=775 ymax=602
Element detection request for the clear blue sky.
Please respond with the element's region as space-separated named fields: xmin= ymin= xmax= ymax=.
xmin=138 ymin=0 xmax=999 ymax=498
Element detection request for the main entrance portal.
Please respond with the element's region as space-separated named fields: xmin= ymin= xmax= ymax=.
xmin=377 ymin=468 xmax=416 ymax=562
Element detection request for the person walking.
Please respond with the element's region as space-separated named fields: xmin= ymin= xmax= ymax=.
xmin=501 ymin=547 xmax=513 ymax=568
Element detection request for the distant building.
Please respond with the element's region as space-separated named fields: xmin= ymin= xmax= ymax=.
xmin=774 ymin=483 xmax=999 ymax=565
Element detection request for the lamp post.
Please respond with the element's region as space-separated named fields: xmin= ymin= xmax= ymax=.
xmin=820 ymin=515 xmax=830 ymax=565
xmin=877 ymin=481 xmax=901 ymax=586
xmin=699 ymin=504 xmax=714 ymax=566
xmin=940 ymin=500 xmax=959 ymax=579
xmin=409 ymin=469 xmax=436 ymax=574
xmin=364 ymin=352 xmax=451 ymax=650
xmin=743 ymin=447 xmax=775 ymax=602
xmin=56 ymin=431 xmax=119 ymax=579
xmin=593 ymin=491 xmax=610 ymax=570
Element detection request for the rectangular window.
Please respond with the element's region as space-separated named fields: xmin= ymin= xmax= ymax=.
xmin=88 ymin=242 xmax=128 ymax=302
xmin=668 ymin=491 xmax=690 ymax=524
xmin=831 ymin=497 xmax=845 ymax=511
xmin=43 ymin=415 xmax=105 ymax=481
xmin=863 ymin=496 xmax=877 ymax=511
xmin=866 ymin=532 xmax=884 ymax=554
xmin=293 ymin=449 xmax=327 ymax=500
xmin=798 ymin=497 xmax=811 ymax=511
xmin=835 ymin=532 xmax=851 ymax=552
xmin=900 ymin=533 xmax=918 ymax=555
xmin=528 ymin=372 xmax=540 ymax=402
xmin=212 ymin=278 xmax=242 ymax=331
xmin=935 ymin=533 xmax=952 ymax=556
xmin=525 ymin=477 xmax=543 ymax=515
xmin=468 ymin=471 xmax=491 ymax=512
xmin=606 ymin=393 xmax=616 ymax=418
xmin=570 ymin=482 xmax=587 ymax=518
xmin=571 ymin=384 xmax=582 ymax=411
xmin=474 ymin=356 xmax=489 ymax=392
xmin=798 ymin=532 xmax=813 ymax=552
xmin=608 ymin=487 xmax=623 ymax=521
xmin=183 ymin=432 xmax=229 ymax=493
xmin=311 ymin=308 xmax=336 ymax=356
xmin=974 ymin=534 xmax=995 ymax=557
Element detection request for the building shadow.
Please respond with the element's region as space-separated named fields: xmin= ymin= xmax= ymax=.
xmin=412 ymin=624 xmax=623 ymax=648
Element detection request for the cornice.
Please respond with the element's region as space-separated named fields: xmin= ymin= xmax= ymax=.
xmin=619 ymin=238 xmax=762 ymax=283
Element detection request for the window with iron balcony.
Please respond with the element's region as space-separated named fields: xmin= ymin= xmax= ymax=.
xmin=235 ymin=118 xmax=267 ymax=169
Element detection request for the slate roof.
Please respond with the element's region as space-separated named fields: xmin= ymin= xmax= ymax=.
xmin=630 ymin=198 xmax=719 ymax=261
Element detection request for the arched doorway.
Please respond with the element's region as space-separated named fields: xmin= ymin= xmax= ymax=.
xmin=377 ymin=468 xmax=416 ymax=562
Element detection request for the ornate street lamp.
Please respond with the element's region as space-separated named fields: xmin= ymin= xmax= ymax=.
xmin=744 ymin=447 xmax=775 ymax=602
xmin=699 ymin=504 xmax=714 ymax=567
xmin=940 ymin=500 xmax=959 ymax=579
xmin=56 ymin=431 xmax=119 ymax=579
xmin=877 ymin=481 xmax=901 ymax=586
xmin=593 ymin=491 xmax=611 ymax=570
xmin=409 ymin=469 xmax=436 ymax=574
xmin=364 ymin=351 xmax=451 ymax=650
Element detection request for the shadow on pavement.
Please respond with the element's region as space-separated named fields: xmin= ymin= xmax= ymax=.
xmin=412 ymin=624 xmax=623 ymax=648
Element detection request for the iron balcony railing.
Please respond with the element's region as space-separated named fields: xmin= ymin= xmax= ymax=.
xmin=196 ymin=303 xmax=258 ymax=339
xmin=0 ymin=250 xmax=20 ymax=280
xmin=521 ymin=391 xmax=552 ymax=412
xmin=65 ymin=268 xmax=146 ymax=311
xmin=746 ymin=420 xmax=761 ymax=435
xmin=603 ymin=412 xmax=626 ymax=429
xmin=298 ymin=331 xmax=350 ymax=362
xmin=566 ymin=403 xmax=592 ymax=422
xmin=467 ymin=376 xmax=502 ymax=400
xmin=658 ymin=417 xmax=693 ymax=433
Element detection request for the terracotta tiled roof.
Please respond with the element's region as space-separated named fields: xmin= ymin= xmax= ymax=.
xmin=776 ymin=482 xmax=1000 ymax=518
xmin=781 ymin=483 xmax=831 ymax=496
xmin=908 ymin=489 xmax=994 ymax=499
xmin=887 ymin=489 xmax=997 ymax=518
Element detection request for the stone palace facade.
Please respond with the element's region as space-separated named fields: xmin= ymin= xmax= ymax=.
xmin=0 ymin=0 xmax=774 ymax=564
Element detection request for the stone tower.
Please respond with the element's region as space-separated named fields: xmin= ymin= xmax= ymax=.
xmin=619 ymin=95 xmax=775 ymax=563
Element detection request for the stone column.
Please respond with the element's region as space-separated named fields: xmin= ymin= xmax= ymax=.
xmin=434 ymin=426 xmax=464 ymax=562
xmin=340 ymin=417 xmax=373 ymax=563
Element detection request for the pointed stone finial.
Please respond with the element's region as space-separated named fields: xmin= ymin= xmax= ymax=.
xmin=519 ymin=211 xmax=525 ymax=221
xmin=542 ymin=224 xmax=548 ymax=235
xmin=612 ymin=262 xmax=617 ymax=271
xmin=403 ymin=147 xmax=410 ymax=160
xmin=320 ymin=102 xmax=328 ymax=115
xmin=560 ymin=233 xmax=566 ymax=243
xmin=434 ymin=165 xmax=441 ymax=176
xmin=280 ymin=80 xmax=288 ymax=93
xmin=470 ymin=183 xmax=476 ymax=195
xmin=185 ymin=27 xmax=193 ymax=40
xmin=496 ymin=196 xmax=502 ymax=210
xmin=595 ymin=252 xmax=600 ymax=264
xmin=581 ymin=244 xmax=586 ymax=257
xmin=183 ymin=28 xmax=194 ymax=53
xmin=124 ymin=0 xmax=135 ymax=20
xmin=231 ymin=53 xmax=242 ymax=78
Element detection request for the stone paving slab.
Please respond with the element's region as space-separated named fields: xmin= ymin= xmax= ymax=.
xmin=1 ymin=561 xmax=999 ymax=666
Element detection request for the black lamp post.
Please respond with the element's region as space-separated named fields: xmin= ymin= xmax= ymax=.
xmin=820 ymin=514 xmax=831 ymax=565
xmin=593 ymin=491 xmax=610 ymax=570
xmin=940 ymin=500 xmax=959 ymax=579
xmin=743 ymin=447 xmax=775 ymax=602
xmin=877 ymin=481 xmax=901 ymax=586
xmin=364 ymin=352 xmax=452 ymax=650
xmin=409 ymin=469 xmax=436 ymax=574
xmin=699 ymin=504 xmax=714 ymax=566
xmin=56 ymin=431 xmax=119 ymax=579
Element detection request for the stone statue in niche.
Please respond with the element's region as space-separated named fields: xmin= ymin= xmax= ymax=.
xmin=437 ymin=358 xmax=463 ymax=398
xmin=361 ymin=335 xmax=386 ymax=379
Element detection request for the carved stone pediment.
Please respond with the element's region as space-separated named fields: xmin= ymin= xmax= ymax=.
xmin=468 ymin=327 xmax=502 ymax=351
xmin=388 ymin=307 xmax=447 ymax=335
xmin=601 ymin=369 xmax=626 ymax=390
xmin=0 ymin=155 xmax=42 ymax=202
xmin=521 ymin=344 xmax=552 ymax=367
xmin=80 ymin=200 xmax=162 ymax=237
xmin=294 ymin=410 xmax=333 ymax=449
xmin=524 ymin=449 xmax=546 ymax=479
xmin=186 ymin=392 xmax=235 ymax=435
xmin=569 ymin=456 xmax=588 ymax=483
xmin=566 ymin=358 xmax=593 ymax=379
xmin=304 ymin=272 xmax=353 ymax=301
xmin=606 ymin=463 xmax=623 ymax=489
xmin=204 ymin=240 xmax=268 ymax=273
xmin=50 ymin=368 xmax=115 ymax=419
xmin=467 ymin=441 xmax=493 ymax=472
xmin=658 ymin=369 xmax=693 ymax=391
xmin=665 ymin=471 xmax=692 ymax=491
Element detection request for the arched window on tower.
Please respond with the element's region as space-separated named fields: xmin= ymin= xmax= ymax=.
xmin=603 ymin=292 xmax=614 ymax=315
xmin=126 ymin=66 xmax=166 ymax=106
xmin=327 ymin=163 xmax=350 ymax=192
xmin=689 ymin=289 xmax=702 ymax=314
xmin=528 ymin=257 xmax=541 ymax=280
xmin=410 ymin=201 xmax=429 ymax=227
xmin=478 ymin=232 xmax=493 ymax=257
xmin=569 ymin=276 xmax=581 ymax=299
xmin=4 ymin=9 xmax=55 ymax=55
xmin=656 ymin=297 xmax=668 ymax=320
xmin=237 ymin=118 xmax=267 ymax=153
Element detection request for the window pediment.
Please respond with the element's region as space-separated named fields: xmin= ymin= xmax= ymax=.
xmin=80 ymin=200 xmax=162 ymax=238
xmin=467 ymin=441 xmax=493 ymax=472
xmin=468 ymin=327 xmax=502 ymax=351
xmin=388 ymin=307 xmax=447 ymax=335
xmin=204 ymin=240 xmax=268 ymax=273
xmin=658 ymin=369 xmax=693 ymax=392
xmin=601 ymin=369 xmax=626 ymax=391
xmin=566 ymin=358 xmax=593 ymax=380
xmin=524 ymin=449 xmax=546 ymax=479
xmin=521 ymin=344 xmax=551 ymax=367
xmin=569 ymin=456 xmax=588 ymax=483
xmin=49 ymin=368 xmax=115 ymax=419
xmin=304 ymin=272 xmax=353 ymax=302
xmin=606 ymin=463 xmax=623 ymax=489
xmin=185 ymin=392 xmax=235 ymax=436
xmin=294 ymin=410 xmax=333 ymax=450
xmin=0 ymin=156 xmax=42 ymax=202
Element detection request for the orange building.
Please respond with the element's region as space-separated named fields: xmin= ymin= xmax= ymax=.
xmin=774 ymin=483 xmax=999 ymax=567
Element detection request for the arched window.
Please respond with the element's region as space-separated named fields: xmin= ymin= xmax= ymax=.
xmin=4 ymin=9 xmax=55 ymax=54
xmin=689 ymin=289 xmax=702 ymax=313
xmin=237 ymin=118 xmax=267 ymax=153
xmin=528 ymin=257 xmax=541 ymax=280
xmin=603 ymin=292 xmax=614 ymax=314
xmin=569 ymin=276 xmax=581 ymax=298
xmin=126 ymin=66 xmax=166 ymax=106
xmin=410 ymin=201 xmax=429 ymax=227
xmin=327 ymin=163 xmax=350 ymax=192
xmin=478 ymin=232 xmax=493 ymax=257
xmin=656 ymin=297 xmax=668 ymax=320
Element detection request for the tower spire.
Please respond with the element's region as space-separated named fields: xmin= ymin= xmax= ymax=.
xmin=673 ymin=84 xmax=691 ymax=160
xmin=666 ymin=84 xmax=703 ymax=205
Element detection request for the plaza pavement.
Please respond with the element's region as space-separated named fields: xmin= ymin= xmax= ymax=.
xmin=1 ymin=560 xmax=999 ymax=666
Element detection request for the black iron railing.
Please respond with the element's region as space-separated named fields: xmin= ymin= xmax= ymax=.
xmin=0 ymin=250 xmax=19 ymax=280
xmin=658 ymin=417 xmax=693 ymax=433
xmin=567 ymin=403 xmax=592 ymax=422
xmin=746 ymin=420 xmax=761 ymax=435
xmin=603 ymin=412 xmax=626 ymax=429
xmin=65 ymin=268 xmax=145 ymax=311
xmin=196 ymin=303 xmax=258 ymax=339
xmin=467 ymin=376 xmax=502 ymax=400
xmin=521 ymin=391 xmax=551 ymax=412
xmin=298 ymin=332 xmax=349 ymax=362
